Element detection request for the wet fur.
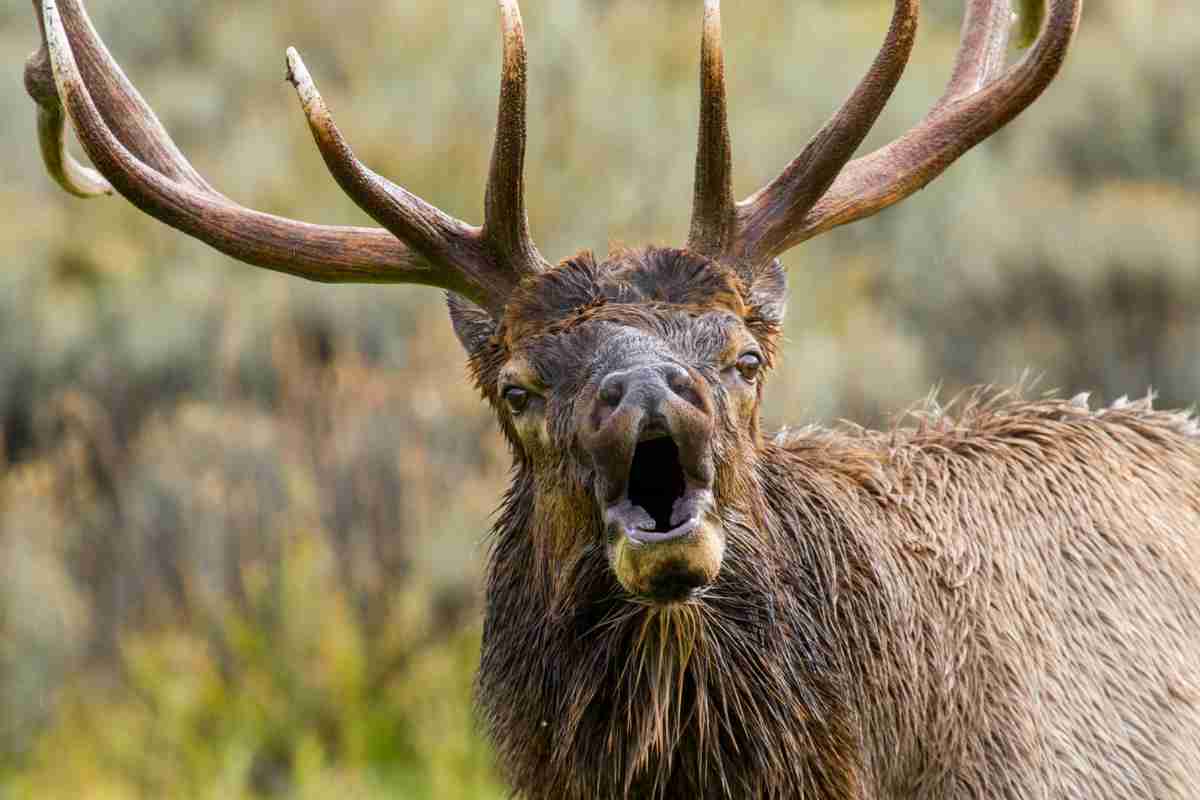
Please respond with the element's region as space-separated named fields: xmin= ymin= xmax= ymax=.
xmin=452 ymin=248 xmax=1200 ymax=799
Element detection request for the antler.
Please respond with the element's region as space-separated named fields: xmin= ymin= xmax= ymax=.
xmin=688 ymin=0 xmax=1083 ymax=269
xmin=24 ymin=0 xmax=545 ymax=317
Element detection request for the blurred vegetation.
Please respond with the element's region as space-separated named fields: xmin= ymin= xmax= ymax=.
xmin=0 ymin=0 xmax=1196 ymax=797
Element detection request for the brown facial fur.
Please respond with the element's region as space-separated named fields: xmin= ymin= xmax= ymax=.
xmin=451 ymin=249 xmax=777 ymax=605
xmin=448 ymin=250 xmax=1200 ymax=799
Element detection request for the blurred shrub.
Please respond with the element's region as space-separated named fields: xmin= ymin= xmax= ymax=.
xmin=6 ymin=530 xmax=503 ymax=800
xmin=0 ymin=300 xmax=506 ymax=789
xmin=878 ymin=181 xmax=1200 ymax=411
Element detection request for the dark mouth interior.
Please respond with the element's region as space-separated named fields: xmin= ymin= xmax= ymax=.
xmin=628 ymin=437 xmax=688 ymax=531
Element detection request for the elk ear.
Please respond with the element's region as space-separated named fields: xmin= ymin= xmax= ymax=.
xmin=447 ymin=293 xmax=499 ymax=358
xmin=742 ymin=259 xmax=788 ymax=330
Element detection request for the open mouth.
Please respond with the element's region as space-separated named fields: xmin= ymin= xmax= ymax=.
xmin=604 ymin=434 xmax=712 ymax=545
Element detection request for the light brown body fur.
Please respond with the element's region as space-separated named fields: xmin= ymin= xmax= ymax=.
xmin=770 ymin=394 xmax=1200 ymax=797
xmin=477 ymin=357 xmax=1200 ymax=798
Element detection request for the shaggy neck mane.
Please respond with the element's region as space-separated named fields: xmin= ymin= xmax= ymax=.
xmin=477 ymin=462 xmax=871 ymax=800
xmin=477 ymin=394 xmax=1200 ymax=799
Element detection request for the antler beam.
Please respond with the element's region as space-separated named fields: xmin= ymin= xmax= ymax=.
xmin=689 ymin=0 xmax=1083 ymax=269
xmin=26 ymin=0 xmax=545 ymax=317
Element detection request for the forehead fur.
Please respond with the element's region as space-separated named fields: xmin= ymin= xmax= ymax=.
xmin=457 ymin=246 xmax=783 ymax=404
xmin=502 ymin=248 xmax=747 ymax=344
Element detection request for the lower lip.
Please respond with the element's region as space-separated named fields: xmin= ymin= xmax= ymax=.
xmin=624 ymin=515 xmax=702 ymax=545
xmin=603 ymin=488 xmax=714 ymax=546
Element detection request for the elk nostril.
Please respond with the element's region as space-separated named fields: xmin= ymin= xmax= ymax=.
xmin=666 ymin=366 xmax=706 ymax=412
xmin=599 ymin=376 xmax=625 ymax=407
xmin=665 ymin=366 xmax=689 ymax=393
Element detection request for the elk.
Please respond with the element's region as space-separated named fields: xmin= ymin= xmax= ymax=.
xmin=25 ymin=0 xmax=1200 ymax=797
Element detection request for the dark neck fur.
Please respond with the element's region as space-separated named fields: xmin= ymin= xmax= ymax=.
xmin=476 ymin=447 xmax=883 ymax=799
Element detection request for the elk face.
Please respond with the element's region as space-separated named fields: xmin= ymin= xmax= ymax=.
xmin=450 ymin=249 xmax=784 ymax=604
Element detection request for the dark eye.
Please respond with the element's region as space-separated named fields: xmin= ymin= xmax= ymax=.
xmin=503 ymin=386 xmax=532 ymax=415
xmin=736 ymin=353 xmax=763 ymax=383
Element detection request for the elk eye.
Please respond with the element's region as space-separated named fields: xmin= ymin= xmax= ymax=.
xmin=503 ymin=386 xmax=532 ymax=415
xmin=736 ymin=353 xmax=763 ymax=383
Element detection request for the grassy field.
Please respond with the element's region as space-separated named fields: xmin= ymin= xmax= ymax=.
xmin=1 ymin=0 xmax=1197 ymax=797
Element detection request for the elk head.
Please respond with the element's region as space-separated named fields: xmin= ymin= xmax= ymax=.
xmin=25 ymin=0 xmax=1080 ymax=606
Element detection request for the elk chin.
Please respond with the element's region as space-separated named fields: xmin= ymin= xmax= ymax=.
xmin=609 ymin=510 xmax=725 ymax=604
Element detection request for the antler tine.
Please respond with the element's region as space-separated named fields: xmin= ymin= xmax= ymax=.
xmin=287 ymin=1 xmax=548 ymax=312
xmin=485 ymin=0 xmax=549 ymax=275
xmin=29 ymin=0 xmax=548 ymax=317
xmin=25 ymin=29 xmax=110 ymax=198
xmin=33 ymin=0 xmax=441 ymax=288
xmin=937 ymin=0 xmax=1016 ymax=109
xmin=285 ymin=50 xmax=518 ymax=312
xmin=758 ymin=0 xmax=1082 ymax=258
xmin=727 ymin=0 xmax=919 ymax=265
xmin=28 ymin=0 xmax=217 ymax=195
xmin=687 ymin=0 xmax=736 ymax=258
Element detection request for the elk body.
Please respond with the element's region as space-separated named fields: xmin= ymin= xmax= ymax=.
xmin=25 ymin=0 xmax=1200 ymax=798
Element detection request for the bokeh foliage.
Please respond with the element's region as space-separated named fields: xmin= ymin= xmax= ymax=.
xmin=1 ymin=1 xmax=1197 ymax=797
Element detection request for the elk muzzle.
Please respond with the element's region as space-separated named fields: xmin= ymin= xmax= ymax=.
xmin=582 ymin=362 xmax=724 ymax=603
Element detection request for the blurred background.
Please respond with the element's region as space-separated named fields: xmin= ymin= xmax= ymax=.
xmin=1 ymin=0 xmax=1196 ymax=797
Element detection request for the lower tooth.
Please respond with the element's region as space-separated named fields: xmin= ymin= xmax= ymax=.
xmin=632 ymin=506 xmax=656 ymax=531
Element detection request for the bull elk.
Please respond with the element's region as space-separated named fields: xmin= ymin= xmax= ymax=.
xmin=25 ymin=0 xmax=1200 ymax=797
